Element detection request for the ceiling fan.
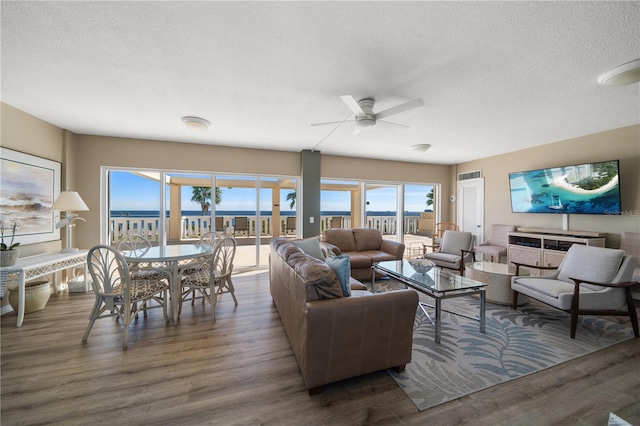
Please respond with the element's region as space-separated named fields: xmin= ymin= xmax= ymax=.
xmin=311 ymin=95 xmax=425 ymax=133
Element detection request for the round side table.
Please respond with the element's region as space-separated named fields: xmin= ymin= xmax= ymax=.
xmin=465 ymin=261 xmax=529 ymax=305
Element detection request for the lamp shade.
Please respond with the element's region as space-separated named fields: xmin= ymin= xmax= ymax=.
xmin=51 ymin=191 xmax=89 ymax=211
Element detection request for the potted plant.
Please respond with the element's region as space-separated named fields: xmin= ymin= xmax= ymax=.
xmin=0 ymin=220 xmax=21 ymax=267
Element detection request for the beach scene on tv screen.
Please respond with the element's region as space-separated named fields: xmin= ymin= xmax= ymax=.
xmin=509 ymin=161 xmax=621 ymax=214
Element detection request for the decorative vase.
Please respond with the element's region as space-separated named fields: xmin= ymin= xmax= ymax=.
xmin=0 ymin=249 xmax=19 ymax=267
xmin=8 ymin=280 xmax=52 ymax=314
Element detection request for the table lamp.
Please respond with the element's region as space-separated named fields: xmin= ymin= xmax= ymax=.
xmin=51 ymin=191 xmax=89 ymax=253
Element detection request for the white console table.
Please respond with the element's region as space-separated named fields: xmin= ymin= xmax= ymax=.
xmin=0 ymin=251 xmax=88 ymax=327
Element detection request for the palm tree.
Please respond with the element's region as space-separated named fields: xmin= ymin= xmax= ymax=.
xmin=191 ymin=187 xmax=223 ymax=215
xmin=426 ymin=187 xmax=434 ymax=210
xmin=286 ymin=191 xmax=296 ymax=210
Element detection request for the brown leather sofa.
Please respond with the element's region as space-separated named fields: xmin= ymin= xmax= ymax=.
xmin=269 ymin=237 xmax=418 ymax=395
xmin=320 ymin=228 xmax=405 ymax=281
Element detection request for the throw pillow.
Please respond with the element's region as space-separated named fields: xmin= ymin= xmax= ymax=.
xmin=325 ymin=254 xmax=351 ymax=297
xmin=292 ymin=237 xmax=325 ymax=260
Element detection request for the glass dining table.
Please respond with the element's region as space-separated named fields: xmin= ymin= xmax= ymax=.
xmin=123 ymin=244 xmax=213 ymax=324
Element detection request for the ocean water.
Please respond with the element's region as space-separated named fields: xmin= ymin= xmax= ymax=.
xmin=110 ymin=210 xmax=422 ymax=218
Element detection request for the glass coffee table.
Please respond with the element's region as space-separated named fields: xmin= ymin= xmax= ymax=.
xmin=372 ymin=260 xmax=487 ymax=343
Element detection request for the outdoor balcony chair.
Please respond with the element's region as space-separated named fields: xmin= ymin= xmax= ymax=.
xmin=215 ymin=216 xmax=225 ymax=234
xmin=82 ymin=245 xmax=170 ymax=349
xmin=180 ymin=237 xmax=237 ymax=323
xmin=330 ymin=216 xmax=342 ymax=228
xmin=511 ymin=244 xmax=639 ymax=339
xmin=475 ymin=224 xmax=516 ymax=263
xmin=234 ymin=217 xmax=249 ymax=237
xmin=285 ymin=216 xmax=296 ymax=236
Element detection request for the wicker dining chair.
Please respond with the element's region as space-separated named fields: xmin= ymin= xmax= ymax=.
xmin=117 ymin=234 xmax=170 ymax=316
xmin=82 ymin=245 xmax=169 ymax=349
xmin=199 ymin=231 xmax=222 ymax=248
xmin=180 ymin=237 xmax=237 ymax=322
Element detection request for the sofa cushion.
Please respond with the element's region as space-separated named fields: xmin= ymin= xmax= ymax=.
xmin=557 ymin=245 xmax=624 ymax=287
xmin=353 ymin=228 xmax=383 ymax=252
xmin=293 ymin=237 xmax=325 ymax=260
xmin=323 ymin=229 xmax=357 ymax=252
xmin=343 ymin=251 xmax=373 ymax=269
xmin=326 ymin=254 xmax=351 ymax=296
xmin=361 ymin=250 xmax=399 ymax=263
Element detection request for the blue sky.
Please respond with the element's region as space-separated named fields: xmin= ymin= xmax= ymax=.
xmin=109 ymin=171 xmax=433 ymax=212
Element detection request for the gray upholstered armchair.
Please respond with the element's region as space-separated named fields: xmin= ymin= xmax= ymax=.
xmin=424 ymin=230 xmax=475 ymax=274
xmin=620 ymin=232 xmax=640 ymax=297
xmin=475 ymin=224 xmax=516 ymax=262
xmin=511 ymin=244 xmax=639 ymax=339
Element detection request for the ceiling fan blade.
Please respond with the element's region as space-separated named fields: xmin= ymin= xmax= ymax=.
xmin=310 ymin=119 xmax=355 ymax=127
xmin=340 ymin=95 xmax=367 ymax=118
xmin=374 ymin=98 xmax=425 ymax=120
xmin=377 ymin=120 xmax=410 ymax=129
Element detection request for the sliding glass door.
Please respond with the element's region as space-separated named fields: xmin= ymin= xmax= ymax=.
xmin=105 ymin=168 xmax=298 ymax=270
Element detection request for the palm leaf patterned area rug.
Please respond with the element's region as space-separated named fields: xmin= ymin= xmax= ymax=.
xmin=381 ymin=281 xmax=635 ymax=411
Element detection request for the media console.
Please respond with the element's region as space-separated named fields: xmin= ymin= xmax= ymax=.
xmin=507 ymin=228 xmax=606 ymax=276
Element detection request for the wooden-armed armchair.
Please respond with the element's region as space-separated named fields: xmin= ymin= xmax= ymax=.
xmin=511 ymin=244 xmax=639 ymax=339
xmin=423 ymin=230 xmax=475 ymax=274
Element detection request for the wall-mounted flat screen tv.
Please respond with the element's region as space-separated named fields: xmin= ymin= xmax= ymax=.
xmin=508 ymin=160 xmax=621 ymax=215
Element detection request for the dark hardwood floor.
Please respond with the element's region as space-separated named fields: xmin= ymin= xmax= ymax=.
xmin=2 ymin=270 xmax=639 ymax=426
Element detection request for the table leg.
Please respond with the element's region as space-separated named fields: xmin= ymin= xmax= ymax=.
xmin=435 ymin=297 xmax=442 ymax=344
xmin=479 ymin=288 xmax=486 ymax=334
xmin=16 ymin=271 xmax=25 ymax=327
xmin=371 ymin=267 xmax=376 ymax=293
xmin=171 ymin=262 xmax=180 ymax=324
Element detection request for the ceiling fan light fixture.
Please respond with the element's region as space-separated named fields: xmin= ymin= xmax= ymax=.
xmin=410 ymin=144 xmax=431 ymax=152
xmin=355 ymin=117 xmax=376 ymax=130
xmin=597 ymin=59 xmax=640 ymax=86
xmin=181 ymin=116 xmax=211 ymax=131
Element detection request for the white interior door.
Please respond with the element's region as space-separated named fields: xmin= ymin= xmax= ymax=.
xmin=456 ymin=178 xmax=484 ymax=245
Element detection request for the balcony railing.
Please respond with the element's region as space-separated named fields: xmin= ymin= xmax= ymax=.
xmin=109 ymin=215 xmax=422 ymax=244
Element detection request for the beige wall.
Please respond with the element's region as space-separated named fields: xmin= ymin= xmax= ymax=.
xmin=457 ymin=125 xmax=640 ymax=247
xmin=4 ymin=102 xmax=638 ymax=252
xmin=0 ymin=103 xmax=66 ymax=256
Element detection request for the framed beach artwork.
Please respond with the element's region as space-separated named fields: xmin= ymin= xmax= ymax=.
xmin=0 ymin=147 xmax=61 ymax=246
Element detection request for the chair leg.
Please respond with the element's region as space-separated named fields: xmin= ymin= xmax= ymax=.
xmin=626 ymin=288 xmax=639 ymax=338
xmin=227 ymin=276 xmax=238 ymax=305
xmin=512 ymin=291 xmax=519 ymax=309
xmin=570 ymin=286 xmax=581 ymax=339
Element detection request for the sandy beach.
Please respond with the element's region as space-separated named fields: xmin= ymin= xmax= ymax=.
xmin=551 ymin=173 xmax=619 ymax=195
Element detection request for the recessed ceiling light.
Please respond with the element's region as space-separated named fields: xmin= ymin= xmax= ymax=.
xmin=597 ymin=59 xmax=640 ymax=86
xmin=410 ymin=144 xmax=431 ymax=152
xmin=181 ymin=116 xmax=211 ymax=131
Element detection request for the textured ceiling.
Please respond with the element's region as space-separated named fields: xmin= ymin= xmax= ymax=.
xmin=2 ymin=1 xmax=639 ymax=165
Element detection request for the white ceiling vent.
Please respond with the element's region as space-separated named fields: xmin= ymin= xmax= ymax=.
xmin=458 ymin=170 xmax=482 ymax=181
